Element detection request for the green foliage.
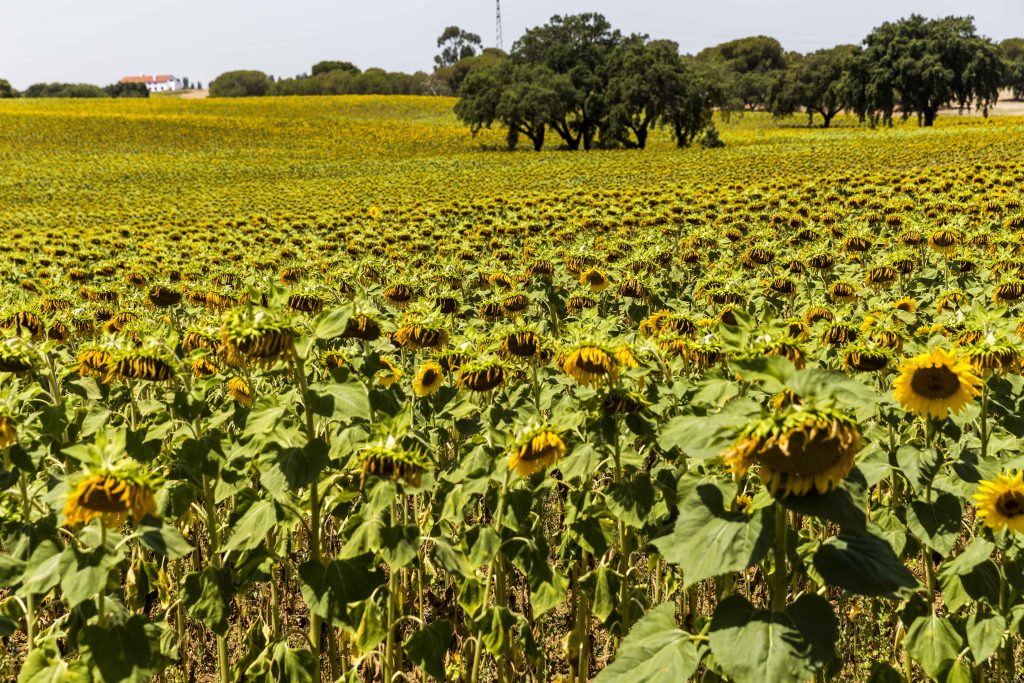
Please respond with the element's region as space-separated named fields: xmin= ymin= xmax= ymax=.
xmin=209 ymin=70 xmax=272 ymax=98
xmin=0 ymin=78 xmax=15 ymax=98
xmin=852 ymin=15 xmax=1003 ymax=126
xmin=311 ymin=60 xmax=361 ymax=77
xmin=103 ymin=82 xmax=150 ymax=99
xmin=697 ymin=35 xmax=788 ymax=112
xmin=434 ymin=26 xmax=483 ymax=69
xmin=767 ymin=45 xmax=858 ymax=127
xmin=23 ymin=82 xmax=108 ymax=98
xmin=594 ymin=603 xmax=701 ymax=682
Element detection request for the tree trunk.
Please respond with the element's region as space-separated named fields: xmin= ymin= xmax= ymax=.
xmin=531 ymin=125 xmax=545 ymax=152
xmin=821 ymin=111 xmax=834 ymax=128
xmin=635 ymin=126 xmax=647 ymax=150
xmin=922 ymin=108 xmax=936 ymax=127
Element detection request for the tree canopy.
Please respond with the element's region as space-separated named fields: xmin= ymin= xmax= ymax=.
xmin=853 ymin=15 xmax=1003 ymax=126
xmin=434 ymin=26 xmax=483 ymax=69
xmin=454 ymin=14 xmax=717 ymax=151
xmin=209 ymin=70 xmax=273 ymax=98
xmin=0 ymin=79 xmax=15 ymax=98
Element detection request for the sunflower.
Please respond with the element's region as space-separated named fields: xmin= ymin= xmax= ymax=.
xmin=457 ymin=360 xmax=506 ymax=392
xmin=579 ymin=268 xmax=610 ymax=293
xmin=0 ymin=415 xmax=15 ymax=449
xmin=0 ymin=338 xmax=34 ymax=373
xmin=413 ymin=361 xmax=445 ymax=397
xmin=191 ymin=356 xmax=220 ymax=378
xmin=341 ymin=313 xmax=382 ymax=341
xmin=64 ymin=471 xmax=158 ymax=527
xmin=892 ymin=297 xmax=917 ymax=314
xmin=964 ymin=341 xmax=1020 ymax=377
xmin=76 ymin=347 xmax=114 ymax=378
xmin=892 ymin=348 xmax=981 ymax=419
xmin=227 ymin=376 xmax=253 ymax=407
xmin=106 ymin=348 xmax=176 ymax=383
xmin=508 ymin=427 xmax=566 ymax=477
xmin=358 ymin=437 xmax=430 ymax=488
xmin=395 ymin=323 xmax=448 ymax=350
xmin=376 ymin=356 xmax=404 ymax=388
xmin=722 ymin=405 xmax=862 ymax=497
xmin=843 ymin=345 xmax=891 ymax=372
xmin=602 ymin=387 xmax=650 ymax=416
xmin=828 ymin=282 xmax=857 ymax=304
xmin=975 ymin=471 xmax=1024 ymax=533
xmin=562 ymin=345 xmax=617 ymax=386
xmin=221 ymin=309 xmax=296 ymax=368
xmin=501 ymin=329 xmax=542 ymax=360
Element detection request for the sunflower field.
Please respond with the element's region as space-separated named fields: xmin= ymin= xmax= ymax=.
xmin=3 ymin=95 xmax=1024 ymax=682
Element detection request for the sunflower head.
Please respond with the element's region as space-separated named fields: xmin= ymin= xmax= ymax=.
xmin=0 ymin=413 xmax=16 ymax=449
xmin=722 ymin=405 xmax=862 ymax=497
xmin=64 ymin=455 xmax=159 ymax=528
xmin=376 ymin=356 xmax=404 ymax=388
xmin=357 ymin=436 xmax=430 ymax=488
xmin=500 ymin=328 xmax=543 ymax=360
xmin=105 ymin=347 xmax=176 ymax=383
xmin=975 ymin=471 xmax=1024 ymax=534
xmin=892 ymin=348 xmax=981 ymax=419
xmin=562 ymin=344 xmax=617 ymax=386
xmin=395 ymin=322 xmax=449 ymax=351
xmin=221 ymin=308 xmax=296 ymax=368
xmin=964 ymin=340 xmax=1020 ymax=377
xmin=602 ymin=387 xmax=650 ymax=416
xmin=413 ymin=361 xmax=445 ymax=397
xmin=843 ymin=345 xmax=891 ymax=373
xmin=457 ymin=359 xmax=507 ymax=393
xmin=508 ymin=426 xmax=566 ymax=477
xmin=579 ymin=268 xmax=610 ymax=293
xmin=227 ymin=376 xmax=254 ymax=407
xmin=0 ymin=337 xmax=34 ymax=374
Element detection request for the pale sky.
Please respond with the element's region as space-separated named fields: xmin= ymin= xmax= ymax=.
xmin=1 ymin=0 xmax=1021 ymax=89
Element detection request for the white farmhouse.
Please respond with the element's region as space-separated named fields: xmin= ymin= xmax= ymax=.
xmin=119 ymin=74 xmax=184 ymax=93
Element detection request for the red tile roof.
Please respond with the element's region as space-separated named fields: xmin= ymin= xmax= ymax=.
xmin=119 ymin=74 xmax=175 ymax=84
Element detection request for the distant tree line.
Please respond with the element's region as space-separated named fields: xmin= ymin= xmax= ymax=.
xmin=453 ymin=13 xmax=1018 ymax=150
xmin=0 ymin=81 xmax=152 ymax=99
xmin=209 ymin=62 xmax=446 ymax=98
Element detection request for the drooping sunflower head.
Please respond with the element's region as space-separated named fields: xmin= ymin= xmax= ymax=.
xmin=562 ymin=344 xmax=617 ymax=386
xmin=579 ymin=268 xmax=610 ymax=293
xmin=221 ymin=308 xmax=296 ymax=368
xmin=500 ymin=328 xmax=544 ymax=361
xmin=64 ymin=459 xmax=159 ymax=527
xmin=0 ymin=413 xmax=16 ymax=449
xmin=508 ymin=425 xmax=566 ymax=477
xmin=226 ymin=376 xmax=254 ymax=407
xmin=975 ymin=471 xmax=1024 ymax=534
xmin=602 ymin=387 xmax=650 ymax=416
xmin=413 ymin=361 xmax=445 ymax=397
xmin=395 ymin=321 xmax=449 ymax=351
xmin=376 ymin=356 xmax=404 ymax=388
xmin=843 ymin=345 xmax=891 ymax=373
xmin=357 ymin=436 xmax=430 ymax=488
xmin=722 ymin=405 xmax=862 ymax=497
xmin=963 ymin=338 xmax=1021 ymax=377
xmin=892 ymin=348 xmax=982 ymax=419
xmin=105 ymin=346 xmax=176 ymax=383
xmin=0 ymin=336 xmax=34 ymax=374
xmin=457 ymin=358 xmax=507 ymax=393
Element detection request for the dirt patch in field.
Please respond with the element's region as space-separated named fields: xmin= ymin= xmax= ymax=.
xmin=178 ymin=89 xmax=209 ymax=100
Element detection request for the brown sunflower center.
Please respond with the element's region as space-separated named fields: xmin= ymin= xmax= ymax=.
xmin=756 ymin=427 xmax=849 ymax=475
xmin=909 ymin=365 xmax=961 ymax=399
xmin=996 ymin=490 xmax=1024 ymax=518
xmin=81 ymin=478 xmax=130 ymax=513
xmin=421 ymin=369 xmax=439 ymax=385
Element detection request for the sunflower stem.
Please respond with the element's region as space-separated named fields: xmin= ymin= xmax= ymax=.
xmin=772 ymin=504 xmax=788 ymax=610
xmin=980 ymin=380 xmax=990 ymax=460
xmin=18 ymin=469 xmax=35 ymax=651
xmin=471 ymin=466 xmax=512 ymax=683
